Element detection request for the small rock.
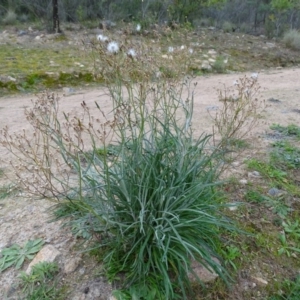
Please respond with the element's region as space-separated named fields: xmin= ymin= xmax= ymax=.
xmin=18 ymin=30 xmax=27 ymax=36
xmin=232 ymin=161 xmax=240 ymax=167
xmin=63 ymin=87 xmax=75 ymax=94
xmin=26 ymin=245 xmax=61 ymax=274
xmin=266 ymin=42 xmax=275 ymax=48
xmin=35 ymin=35 xmax=41 ymax=40
xmin=248 ymin=171 xmax=261 ymax=178
xmin=206 ymin=105 xmax=219 ymax=111
xmin=188 ymin=258 xmax=220 ymax=283
xmin=239 ymin=179 xmax=248 ymax=185
xmin=208 ymin=49 xmax=217 ymax=56
xmin=64 ymin=256 xmax=82 ymax=274
xmin=268 ymin=98 xmax=281 ymax=103
xmin=161 ymin=54 xmax=173 ymax=60
xmin=228 ymin=202 xmax=239 ymax=211
xmin=268 ymin=187 xmax=281 ymax=197
xmin=7 ymin=76 xmax=16 ymax=82
xmin=251 ymin=276 xmax=268 ymax=286
xmin=201 ymin=61 xmax=212 ymax=70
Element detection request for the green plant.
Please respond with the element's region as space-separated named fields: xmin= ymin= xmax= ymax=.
xmin=2 ymin=10 xmax=17 ymax=25
xmin=0 ymin=239 xmax=44 ymax=272
xmin=17 ymin=261 xmax=67 ymax=300
xmin=0 ymin=79 xmax=237 ymax=298
xmin=0 ymin=30 xmax=242 ymax=298
xmin=282 ymin=220 xmax=300 ymax=240
xmin=269 ymin=274 xmax=300 ymax=300
xmin=222 ymin=21 xmax=235 ymax=33
xmin=270 ymin=124 xmax=300 ymax=139
xmin=278 ymin=233 xmax=300 ymax=257
xmin=0 ymin=184 xmax=18 ymax=200
xmin=246 ymin=158 xmax=300 ymax=196
xmin=283 ymin=29 xmax=300 ymax=51
xmin=212 ymin=56 xmax=227 ymax=74
xmin=221 ymin=245 xmax=241 ymax=271
xmin=244 ymin=189 xmax=268 ymax=203
xmin=271 ymin=141 xmax=300 ymax=170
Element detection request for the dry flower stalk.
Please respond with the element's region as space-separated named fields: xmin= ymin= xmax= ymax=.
xmin=209 ymin=75 xmax=266 ymax=148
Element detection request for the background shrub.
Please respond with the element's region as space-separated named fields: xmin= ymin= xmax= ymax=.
xmin=283 ymin=29 xmax=300 ymax=50
xmin=2 ymin=10 xmax=17 ymax=25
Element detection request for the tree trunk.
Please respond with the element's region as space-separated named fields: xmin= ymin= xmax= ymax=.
xmin=53 ymin=0 xmax=60 ymax=33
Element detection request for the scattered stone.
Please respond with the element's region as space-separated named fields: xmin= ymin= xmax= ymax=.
xmin=268 ymin=187 xmax=281 ymax=197
xmin=7 ymin=76 xmax=16 ymax=82
xmin=239 ymin=179 xmax=248 ymax=185
xmin=201 ymin=61 xmax=212 ymax=70
xmin=35 ymin=35 xmax=41 ymax=40
xmin=63 ymin=87 xmax=76 ymax=94
xmin=161 ymin=54 xmax=173 ymax=60
xmin=208 ymin=58 xmax=216 ymax=64
xmin=266 ymin=42 xmax=275 ymax=48
xmin=188 ymin=258 xmax=220 ymax=283
xmin=228 ymin=203 xmax=239 ymax=211
xmin=18 ymin=30 xmax=27 ymax=36
xmin=251 ymin=276 xmax=268 ymax=286
xmin=26 ymin=244 xmax=61 ymax=274
xmin=268 ymin=98 xmax=281 ymax=103
xmin=206 ymin=105 xmax=219 ymax=111
xmin=248 ymin=171 xmax=261 ymax=178
xmin=208 ymin=49 xmax=217 ymax=56
xmin=232 ymin=161 xmax=240 ymax=167
xmin=99 ymin=20 xmax=116 ymax=30
xmin=64 ymin=256 xmax=82 ymax=274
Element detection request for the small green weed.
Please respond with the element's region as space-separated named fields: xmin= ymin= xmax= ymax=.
xmin=283 ymin=29 xmax=300 ymax=51
xmin=270 ymin=124 xmax=300 ymax=139
xmin=247 ymin=158 xmax=287 ymax=182
xmin=227 ymin=138 xmax=250 ymax=149
xmin=244 ymin=189 xmax=268 ymax=203
xmin=244 ymin=188 xmax=291 ymax=219
xmin=0 ymin=184 xmax=18 ymax=200
xmin=0 ymin=239 xmax=44 ymax=272
xmin=247 ymin=158 xmax=300 ymax=195
xmin=271 ymin=141 xmax=300 ymax=170
xmin=221 ymin=245 xmax=241 ymax=271
xmin=278 ymin=233 xmax=300 ymax=257
xmin=212 ymin=56 xmax=227 ymax=73
xmin=17 ymin=261 xmax=67 ymax=300
xmin=282 ymin=219 xmax=300 ymax=240
xmin=269 ymin=274 xmax=300 ymax=300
